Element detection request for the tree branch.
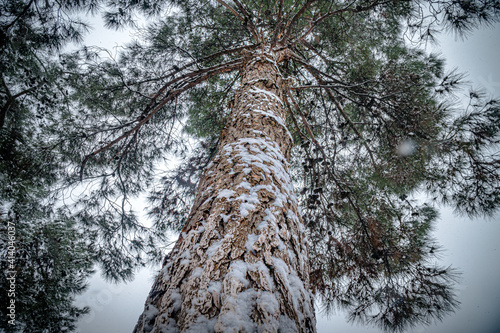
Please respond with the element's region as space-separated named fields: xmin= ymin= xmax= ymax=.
xmin=0 ymin=75 xmax=40 ymax=128
xmin=291 ymin=55 xmax=378 ymax=168
xmin=282 ymin=0 xmax=318 ymax=42
xmin=79 ymin=59 xmax=244 ymax=180
xmin=103 ymin=44 xmax=257 ymax=93
xmin=293 ymin=0 xmax=397 ymax=46
xmin=284 ymin=86 xmax=369 ymax=233
xmin=214 ymin=0 xmax=259 ymax=41
xmin=143 ymin=58 xmax=244 ymax=116
xmin=232 ymin=0 xmax=261 ymax=42
xmin=270 ymin=0 xmax=285 ymax=47
xmin=285 ymin=89 xmax=320 ymax=149
xmin=215 ymin=0 xmax=244 ymax=22
xmin=4 ymin=0 xmax=35 ymax=30
xmin=293 ymin=0 xmax=357 ymax=46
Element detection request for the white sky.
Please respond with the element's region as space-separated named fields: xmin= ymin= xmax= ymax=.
xmin=74 ymin=15 xmax=500 ymax=333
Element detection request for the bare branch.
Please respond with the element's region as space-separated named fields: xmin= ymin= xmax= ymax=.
xmin=233 ymin=0 xmax=260 ymax=42
xmin=293 ymin=0 xmax=357 ymax=46
xmin=285 ymin=89 xmax=320 ymax=149
xmin=290 ymin=54 xmax=340 ymax=83
xmin=284 ymin=86 xmax=369 ymax=230
xmin=214 ymin=0 xmax=260 ymax=41
xmin=4 ymin=0 xmax=35 ymax=30
xmin=104 ymin=44 xmax=257 ymax=93
xmin=1 ymin=74 xmax=41 ymax=128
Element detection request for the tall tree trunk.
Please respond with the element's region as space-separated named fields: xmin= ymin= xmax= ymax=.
xmin=134 ymin=48 xmax=316 ymax=333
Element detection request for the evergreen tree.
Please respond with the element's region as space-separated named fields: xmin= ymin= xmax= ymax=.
xmin=59 ymin=1 xmax=500 ymax=332
xmin=2 ymin=0 xmax=500 ymax=332
xmin=0 ymin=214 xmax=94 ymax=333
xmin=1 ymin=1 xmax=109 ymax=331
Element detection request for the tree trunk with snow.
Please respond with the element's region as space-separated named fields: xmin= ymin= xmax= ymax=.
xmin=133 ymin=48 xmax=315 ymax=333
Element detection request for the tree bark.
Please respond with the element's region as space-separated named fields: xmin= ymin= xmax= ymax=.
xmin=134 ymin=48 xmax=316 ymax=333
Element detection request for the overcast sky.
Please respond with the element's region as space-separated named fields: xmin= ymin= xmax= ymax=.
xmin=74 ymin=15 xmax=500 ymax=333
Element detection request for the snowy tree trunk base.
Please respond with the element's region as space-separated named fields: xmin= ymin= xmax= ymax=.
xmin=134 ymin=48 xmax=316 ymax=333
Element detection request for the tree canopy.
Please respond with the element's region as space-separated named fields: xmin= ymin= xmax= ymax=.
xmin=1 ymin=0 xmax=499 ymax=332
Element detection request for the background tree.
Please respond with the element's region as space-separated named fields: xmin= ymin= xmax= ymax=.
xmin=0 ymin=214 xmax=94 ymax=333
xmin=1 ymin=0 xmax=115 ymax=331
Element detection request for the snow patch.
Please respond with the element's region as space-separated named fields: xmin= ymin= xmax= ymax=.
xmin=160 ymin=317 xmax=179 ymax=333
xmin=184 ymin=314 xmax=217 ymax=333
xmin=208 ymin=281 xmax=222 ymax=294
xmin=220 ymin=214 xmax=231 ymax=223
xmin=249 ymin=87 xmax=284 ymax=106
xmin=279 ymin=315 xmax=298 ymax=332
xmin=142 ymin=303 xmax=159 ymax=332
xmin=227 ymin=260 xmax=250 ymax=287
xmin=251 ymin=109 xmax=292 ymax=141
xmin=217 ymin=289 xmax=257 ymax=332
xmin=257 ymin=208 xmax=279 ymax=232
xmin=191 ymin=266 xmax=203 ymax=279
xmin=272 ymin=257 xmax=313 ymax=324
xmin=237 ymin=181 xmax=252 ymax=190
xmin=206 ymin=240 xmax=222 ymax=258
xmin=217 ymin=189 xmax=236 ymax=199
xmin=240 ymin=202 xmax=255 ymax=217
xmin=170 ymin=289 xmax=182 ymax=312
xmin=245 ymin=233 xmax=258 ymax=252
xmin=179 ymin=249 xmax=191 ymax=260
xmin=180 ymin=259 xmax=191 ymax=266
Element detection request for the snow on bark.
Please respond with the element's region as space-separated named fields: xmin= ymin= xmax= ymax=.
xmin=134 ymin=49 xmax=315 ymax=333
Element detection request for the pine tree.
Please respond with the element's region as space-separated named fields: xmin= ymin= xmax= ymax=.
xmin=0 ymin=215 xmax=94 ymax=333
xmin=3 ymin=0 xmax=500 ymax=332
xmin=60 ymin=1 xmax=500 ymax=331
xmin=1 ymin=1 xmax=107 ymax=331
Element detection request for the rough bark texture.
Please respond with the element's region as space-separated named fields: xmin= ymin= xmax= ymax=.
xmin=134 ymin=48 xmax=315 ymax=333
